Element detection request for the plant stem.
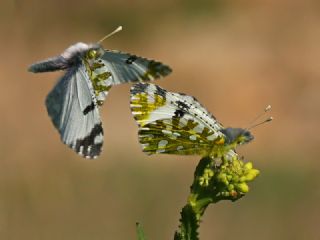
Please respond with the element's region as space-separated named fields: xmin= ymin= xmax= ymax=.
xmin=174 ymin=155 xmax=260 ymax=240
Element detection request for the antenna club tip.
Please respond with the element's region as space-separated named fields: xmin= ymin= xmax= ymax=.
xmin=268 ymin=116 xmax=274 ymax=121
xmin=97 ymin=26 xmax=123 ymax=43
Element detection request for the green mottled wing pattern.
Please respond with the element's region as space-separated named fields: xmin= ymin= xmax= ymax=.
xmin=83 ymin=50 xmax=113 ymax=106
xmin=130 ymin=83 xmax=225 ymax=156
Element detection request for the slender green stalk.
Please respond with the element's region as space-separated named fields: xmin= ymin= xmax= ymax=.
xmin=136 ymin=222 xmax=146 ymax=240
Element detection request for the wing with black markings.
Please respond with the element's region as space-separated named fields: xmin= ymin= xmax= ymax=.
xmin=46 ymin=64 xmax=103 ymax=158
xmin=100 ymin=50 xmax=172 ymax=84
xmin=130 ymin=83 xmax=225 ymax=156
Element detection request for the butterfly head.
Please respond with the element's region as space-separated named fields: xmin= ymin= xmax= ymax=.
xmin=61 ymin=42 xmax=103 ymax=60
xmin=60 ymin=26 xmax=123 ymax=61
xmin=85 ymin=44 xmax=104 ymax=60
xmin=221 ymin=128 xmax=254 ymax=146
xmin=220 ymin=105 xmax=273 ymax=148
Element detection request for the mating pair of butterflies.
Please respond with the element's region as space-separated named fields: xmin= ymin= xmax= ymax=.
xmin=29 ymin=29 xmax=261 ymax=159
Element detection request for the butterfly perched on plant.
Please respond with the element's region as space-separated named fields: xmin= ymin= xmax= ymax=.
xmin=130 ymin=83 xmax=272 ymax=157
xmin=29 ymin=26 xmax=172 ymax=159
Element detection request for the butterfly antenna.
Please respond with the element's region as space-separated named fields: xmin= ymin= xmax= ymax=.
xmin=245 ymin=105 xmax=271 ymax=128
xmin=247 ymin=117 xmax=273 ymax=130
xmin=98 ymin=26 xmax=123 ymax=44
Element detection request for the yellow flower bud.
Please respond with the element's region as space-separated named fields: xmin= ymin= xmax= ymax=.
xmin=204 ymin=169 xmax=214 ymax=177
xmin=232 ymin=175 xmax=239 ymax=182
xmin=199 ymin=177 xmax=205 ymax=186
xmin=239 ymin=176 xmax=246 ymax=183
xmin=217 ymin=173 xmax=228 ymax=185
xmin=227 ymin=184 xmax=234 ymax=191
xmin=245 ymin=169 xmax=260 ymax=181
xmin=235 ymin=183 xmax=249 ymax=193
xmin=250 ymin=169 xmax=260 ymax=176
xmin=244 ymin=162 xmax=253 ymax=170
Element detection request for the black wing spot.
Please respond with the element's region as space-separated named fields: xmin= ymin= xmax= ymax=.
xmin=126 ymin=55 xmax=138 ymax=64
xmin=176 ymin=100 xmax=190 ymax=111
xmin=74 ymin=123 xmax=103 ymax=158
xmin=174 ymin=109 xmax=185 ymax=118
xmin=83 ymin=102 xmax=96 ymax=115
xmin=155 ymin=84 xmax=167 ymax=98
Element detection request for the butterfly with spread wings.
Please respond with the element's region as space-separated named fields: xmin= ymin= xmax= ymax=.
xmin=29 ymin=32 xmax=172 ymax=159
xmin=130 ymin=83 xmax=255 ymax=158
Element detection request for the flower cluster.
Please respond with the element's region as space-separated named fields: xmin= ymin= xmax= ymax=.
xmin=190 ymin=154 xmax=260 ymax=206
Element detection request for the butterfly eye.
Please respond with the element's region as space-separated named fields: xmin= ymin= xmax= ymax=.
xmin=87 ymin=50 xmax=97 ymax=59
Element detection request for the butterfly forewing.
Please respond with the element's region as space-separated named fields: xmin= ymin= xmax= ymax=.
xmin=46 ymin=64 xmax=103 ymax=158
xmin=100 ymin=50 xmax=172 ymax=84
xmin=130 ymin=83 xmax=224 ymax=155
xmin=82 ymin=49 xmax=172 ymax=107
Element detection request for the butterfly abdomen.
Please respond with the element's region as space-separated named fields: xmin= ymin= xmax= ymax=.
xmin=28 ymin=56 xmax=69 ymax=73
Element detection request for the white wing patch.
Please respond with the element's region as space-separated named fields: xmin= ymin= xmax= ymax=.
xmin=46 ymin=64 xmax=103 ymax=158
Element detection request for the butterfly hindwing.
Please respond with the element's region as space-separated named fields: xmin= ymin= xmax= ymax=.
xmin=46 ymin=63 xmax=103 ymax=158
xmin=130 ymin=83 xmax=225 ymax=155
xmin=100 ymin=50 xmax=172 ymax=85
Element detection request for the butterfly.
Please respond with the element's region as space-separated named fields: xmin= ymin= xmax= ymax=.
xmin=130 ymin=83 xmax=271 ymax=158
xmin=28 ymin=27 xmax=172 ymax=159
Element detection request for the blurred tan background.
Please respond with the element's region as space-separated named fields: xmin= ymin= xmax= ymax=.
xmin=0 ymin=0 xmax=320 ymax=239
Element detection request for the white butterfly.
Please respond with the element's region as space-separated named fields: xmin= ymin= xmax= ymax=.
xmin=130 ymin=83 xmax=258 ymax=157
xmin=29 ymin=27 xmax=172 ymax=159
